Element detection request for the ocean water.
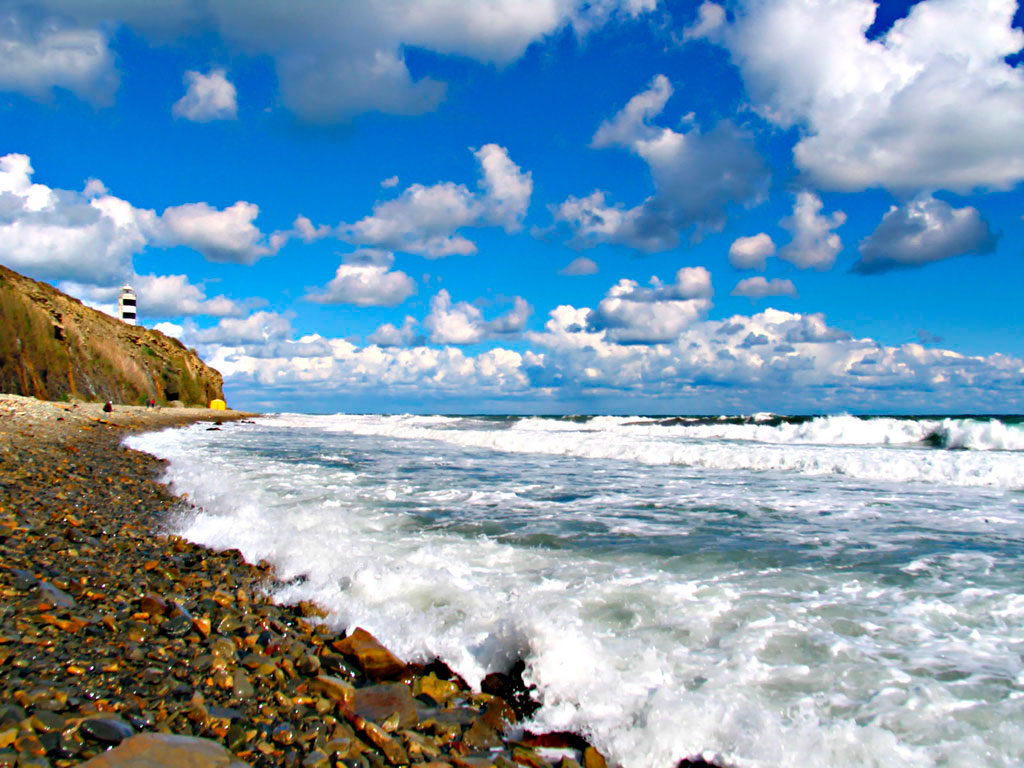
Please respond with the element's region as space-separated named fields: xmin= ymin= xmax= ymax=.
xmin=127 ymin=414 xmax=1024 ymax=768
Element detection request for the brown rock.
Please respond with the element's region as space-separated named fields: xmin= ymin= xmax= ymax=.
xmin=462 ymin=718 xmax=501 ymax=750
xmin=332 ymin=628 xmax=405 ymax=680
xmin=79 ymin=732 xmax=250 ymax=767
xmin=354 ymin=683 xmax=418 ymax=730
xmin=581 ymin=747 xmax=607 ymax=768
xmin=357 ymin=720 xmax=409 ymax=766
xmin=415 ymin=673 xmax=461 ymax=705
xmin=307 ymin=675 xmax=355 ymax=706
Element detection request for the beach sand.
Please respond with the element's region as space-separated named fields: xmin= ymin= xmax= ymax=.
xmin=0 ymin=395 xmax=636 ymax=768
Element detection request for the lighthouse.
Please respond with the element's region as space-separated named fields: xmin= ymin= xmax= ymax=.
xmin=118 ymin=284 xmax=137 ymax=326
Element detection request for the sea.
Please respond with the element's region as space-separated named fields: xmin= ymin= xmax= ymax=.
xmin=126 ymin=413 xmax=1024 ymax=768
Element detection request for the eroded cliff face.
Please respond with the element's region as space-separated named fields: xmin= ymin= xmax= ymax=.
xmin=0 ymin=265 xmax=224 ymax=405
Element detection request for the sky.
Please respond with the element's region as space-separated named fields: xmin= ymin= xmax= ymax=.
xmin=1 ymin=0 xmax=1022 ymax=414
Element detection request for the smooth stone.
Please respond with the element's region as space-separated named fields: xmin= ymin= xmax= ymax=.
xmin=0 ymin=707 xmax=25 ymax=727
xmin=332 ymin=628 xmax=404 ymax=681
xmin=582 ymin=747 xmax=607 ymax=768
xmin=78 ymin=733 xmax=249 ymax=767
xmin=160 ymin=615 xmax=193 ymax=638
xmin=28 ymin=711 xmax=65 ymax=733
xmin=272 ymin=723 xmax=295 ymax=746
xmin=353 ymin=684 xmax=418 ymax=730
xmin=308 ymin=675 xmax=355 ymax=705
xmin=232 ymin=672 xmax=255 ymax=699
xmin=139 ymin=593 xmax=168 ymax=616
xmin=79 ymin=718 xmax=135 ymax=746
xmin=462 ymin=718 xmax=501 ymax=750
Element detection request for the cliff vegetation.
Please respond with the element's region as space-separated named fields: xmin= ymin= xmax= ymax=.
xmin=0 ymin=264 xmax=224 ymax=405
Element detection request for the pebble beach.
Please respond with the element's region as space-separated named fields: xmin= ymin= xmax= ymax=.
xmin=0 ymin=395 xmax=650 ymax=768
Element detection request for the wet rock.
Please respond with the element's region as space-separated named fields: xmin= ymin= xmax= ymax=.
xmin=332 ymin=629 xmax=405 ymax=681
xmin=160 ymin=615 xmax=193 ymax=638
xmin=79 ymin=718 xmax=134 ymax=746
xmin=78 ymin=733 xmax=250 ymax=767
xmin=28 ymin=712 xmax=64 ymax=733
xmin=414 ymin=673 xmax=462 ymax=705
xmin=308 ymin=675 xmax=355 ymax=705
xmin=353 ymin=684 xmax=418 ymax=730
xmin=297 ymin=654 xmax=321 ymax=676
xmin=232 ymin=671 xmax=255 ymax=699
xmin=272 ymin=723 xmax=296 ymax=746
xmin=462 ymin=718 xmax=501 ymax=750
xmin=581 ymin=747 xmax=607 ymax=768
xmin=139 ymin=593 xmax=168 ymax=616
xmin=0 ymin=708 xmax=25 ymax=727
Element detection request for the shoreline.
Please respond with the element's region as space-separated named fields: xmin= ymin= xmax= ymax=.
xmin=2 ymin=395 xmax=682 ymax=768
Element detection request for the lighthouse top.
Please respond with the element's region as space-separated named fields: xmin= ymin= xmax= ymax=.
xmin=119 ymin=284 xmax=137 ymax=326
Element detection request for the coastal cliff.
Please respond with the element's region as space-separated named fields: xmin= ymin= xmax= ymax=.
xmin=0 ymin=264 xmax=224 ymax=405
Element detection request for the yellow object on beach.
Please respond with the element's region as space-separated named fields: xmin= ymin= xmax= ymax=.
xmin=209 ymin=399 xmax=227 ymax=410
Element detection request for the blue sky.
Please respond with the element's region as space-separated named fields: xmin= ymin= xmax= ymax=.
xmin=1 ymin=0 xmax=1022 ymax=414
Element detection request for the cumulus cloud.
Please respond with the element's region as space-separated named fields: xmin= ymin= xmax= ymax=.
xmin=190 ymin=311 xmax=293 ymax=345
xmin=306 ymin=249 xmax=416 ymax=307
xmin=731 ymin=276 xmax=798 ymax=299
xmin=0 ymin=12 xmax=118 ymax=104
xmin=779 ymin=192 xmax=846 ymax=270
xmin=681 ymin=2 xmax=726 ymax=41
xmin=16 ymin=1 xmax=655 ymax=121
xmin=381 ymin=176 xmax=399 ymax=188
xmin=57 ymin=273 xmax=248 ymax=320
xmin=720 ymin=0 xmax=1024 ymax=192
xmin=559 ymin=256 xmax=599 ymax=276
xmin=0 ymin=152 xmax=292 ymax=319
xmin=424 ymin=290 xmax=533 ymax=345
xmin=559 ymin=75 xmax=768 ymax=251
xmin=474 ymin=143 xmax=532 ymax=231
xmin=344 ymin=144 xmax=531 ymax=257
xmin=0 ymin=153 xmax=155 ymax=285
xmin=728 ymin=233 xmax=775 ymax=270
xmin=854 ymin=194 xmax=997 ymax=274
xmin=368 ymin=316 xmax=422 ymax=347
xmin=185 ymin=301 xmax=1023 ymax=411
xmin=172 ymin=68 xmax=238 ymax=122
xmin=159 ymin=201 xmax=278 ymax=264
xmin=586 ymin=266 xmax=714 ymax=343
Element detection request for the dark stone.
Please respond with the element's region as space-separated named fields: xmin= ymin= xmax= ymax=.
xmin=160 ymin=615 xmax=193 ymax=637
xmin=29 ymin=711 xmax=65 ymax=733
xmin=79 ymin=717 xmax=135 ymax=746
xmin=0 ymin=706 xmax=26 ymax=726
xmin=481 ymin=659 xmax=540 ymax=720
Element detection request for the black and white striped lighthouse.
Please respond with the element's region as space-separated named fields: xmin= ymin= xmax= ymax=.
xmin=118 ymin=284 xmax=137 ymax=325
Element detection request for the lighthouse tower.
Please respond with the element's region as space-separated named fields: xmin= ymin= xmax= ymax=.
xmin=118 ymin=284 xmax=137 ymax=326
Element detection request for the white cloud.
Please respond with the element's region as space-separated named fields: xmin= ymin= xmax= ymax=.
xmin=474 ymin=143 xmax=532 ymax=231
xmin=306 ymin=249 xmax=416 ymax=307
xmin=681 ymin=2 xmax=726 ymax=41
xmin=381 ymin=176 xmax=400 ymax=188
xmin=57 ymin=273 xmax=248 ymax=319
xmin=0 ymin=13 xmax=118 ymax=104
xmin=559 ymin=256 xmax=599 ymax=276
xmin=779 ymin=192 xmax=846 ymax=270
xmin=0 ymin=153 xmax=156 ymax=285
xmin=586 ymin=267 xmax=714 ymax=344
xmin=728 ymin=232 xmax=775 ymax=270
xmin=172 ymin=68 xmax=238 ymax=122
xmin=184 ymin=302 xmax=1023 ymax=411
xmin=133 ymin=273 xmax=247 ymax=317
xmin=732 ymin=276 xmax=798 ymax=299
xmin=159 ymin=201 xmax=277 ymax=264
xmin=721 ymin=0 xmax=1024 ymax=192
xmin=424 ymin=289 xmax=487 ymax=344
xmin=153 ymin=321 xmax=184 ymax=339
xmin=345 ymin=144 xmax=531 ymax=257
xmin=191 ymin=311 xmax=293 ymax=345
xmin=560 ymin=75 xmax=768 ymax=250
xmin=854 ymin=194 xmax=997 ymax=274
xmin=368 ymin=316 xmax=421 ymax=347
xmin=21 ymin=1 xmax=654 ymax=121
xmin=423 ymin=289 xmax=533 ymax=345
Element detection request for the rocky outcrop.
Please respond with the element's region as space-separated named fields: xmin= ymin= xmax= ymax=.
xmin=0 ymin=264 xmax=224 ymax=405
